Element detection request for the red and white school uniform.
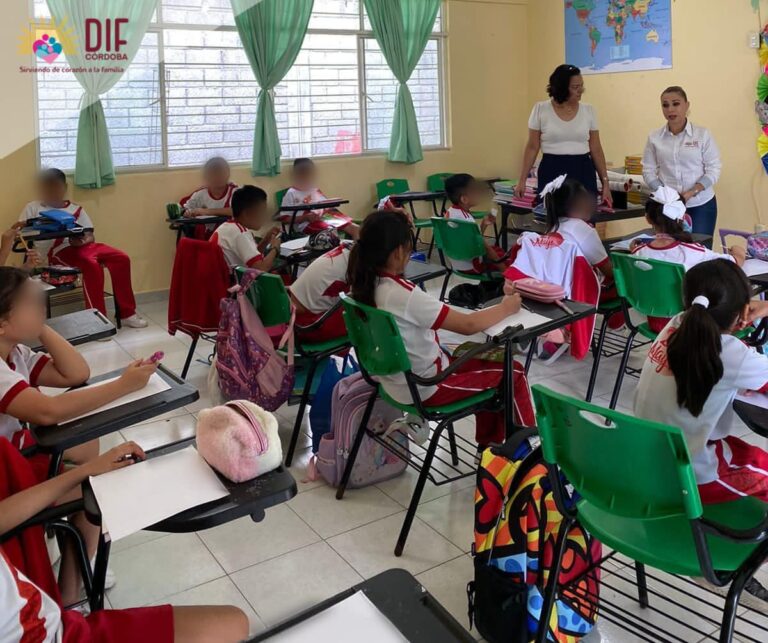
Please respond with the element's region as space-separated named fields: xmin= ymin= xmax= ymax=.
xmin=445 ymin=206 xmax=506 ymax=273
xmin=636 ymin=314 xmax=768 ymax=503
xmin=19 ymin=202 xmax=138 ymax=319
xmin=375 ymin=272 xmax=534 ymax=445
xmin=179 ymin=183 xmax=238 ymax=213
xmin=209 ymin=221 xmax=263 ymax=269
xmin=290 ymin=243 xmax=351 ymax=343
xmin=281 ymin=187 xmax=353 ymax=234
xmin=0 ymin=549 xmax=174 ymax=643
xmin=505 ymin=232 xmax=600 ymax=360
xmin=632 ymin=236 xmax=733 ymax=332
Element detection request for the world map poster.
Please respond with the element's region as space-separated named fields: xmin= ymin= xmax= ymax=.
xmin=564 ymin=0 xmax=672 ymax=75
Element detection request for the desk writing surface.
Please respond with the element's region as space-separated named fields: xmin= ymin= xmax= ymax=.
xmin=30 ymin=309 xmax=115 ymax=350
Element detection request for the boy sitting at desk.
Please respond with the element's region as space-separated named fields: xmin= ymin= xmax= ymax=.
xmin=281 ymin=158 xmax=360 ymax=239
xmin=180 ymin=157 xmax=239 ymax=220
xmin=19 ymin=169 xmax=147 ymax=328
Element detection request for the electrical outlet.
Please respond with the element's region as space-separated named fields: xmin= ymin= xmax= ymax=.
xmin=749 ymin=31 xmax=761 ymax=49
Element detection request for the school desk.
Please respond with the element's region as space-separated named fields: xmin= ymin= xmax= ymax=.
xmin=404 ymin=259 xmax=447 ymax=288
xmin=15 ymin=225 xmax=94 ymax=248
xmin=734 ymin=398 xmax=768 ymax=438
xmin=249 ymin=568 xmax=475 ymax=643
xmin=31 ymin=365 xmax=198 ymax=479
xmin=602 ymin=229 xmax=713 ymax=253
xmin=29 ymin=309 xmax=116 ymax=351
xmin=167 ymin=214 xmax=230 ymax=244
xmin=389 ymin=190 xmax=446 ymax=220
xmin=273 ymin=198 xmax=351 ymax=236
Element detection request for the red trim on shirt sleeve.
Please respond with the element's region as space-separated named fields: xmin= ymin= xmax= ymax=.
xmin=431 ymin=304 xmax=450 ymax=330
xmin=757 ymin=382 xmax=768 ymax=394
xmin=28 ymin=355 xmax=51 ymax=387
xmin=246 ymin=254 xmax=264 ymax=267
xmin=595 ymin=256 xmax=611 ymax=270
xmin=0 ymin=381 xmax=29 ymax=413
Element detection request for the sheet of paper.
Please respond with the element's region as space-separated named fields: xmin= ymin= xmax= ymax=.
xmin=265 ymin=591 xmax=407 ymax=643
xmin=62 ymin=373 xmax=171 ymax=423
xmin=484 ymin=309 xmax=551 ymax=338
xmin=743 ymin=258 xmax=768 ymax=277
xmin=735 ymin=390 xmax=768 ymax=410
xmin=280 ymin=236 xmax=310 ymax=256
xmin=89 ymin=446 xmax=228 ymax=542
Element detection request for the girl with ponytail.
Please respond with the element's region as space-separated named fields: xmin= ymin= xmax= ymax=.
xmin=635 ymin=259 xmax=768 ymax=505
xmin=347 ymin=210 xmax=535 ymax=446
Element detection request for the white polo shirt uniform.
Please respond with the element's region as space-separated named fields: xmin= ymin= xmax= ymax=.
xmin=556 ymin=217 xmax=609 ymax=269
xmin=291 ymin=243 xmax=351 ymax=314
xmin=374 ymin=273 xmax=450 ymax=404
xmin=209 ymin=221 xmax=263 ymax=269
xmin=642 ymin=121 xmax=722 ymax=209
xmin=19 ymin=201 xmax=93 ymax=261
xmin=0 ymin=345 xmax=51 ymax=442
xmin=632 ymin=238 xmax=731 ymax=270
xmin=179 ymin=183 xmax=239 ymax=212
xmin=635 ymin=314 xmax=768 ymax=484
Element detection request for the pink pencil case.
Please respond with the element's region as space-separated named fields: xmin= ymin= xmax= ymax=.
xmin=512 ymin=278 xmax=566 ymax=304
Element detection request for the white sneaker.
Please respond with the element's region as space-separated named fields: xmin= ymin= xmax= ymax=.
xmin=122 ymin=314 xmax=148 ymax=329
xmin=90 ymin=556 xmax=116 ymax=590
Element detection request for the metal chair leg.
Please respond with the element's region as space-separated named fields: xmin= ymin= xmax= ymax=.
xmin=395 ymin=421 xmax=446 ymax=557
xmin=181 ymin=336 xmax=199 ymax=380
xmin=586 ymin=314 xmax=610 ymax=402
xmin=447 ymin=422 xmax=459 ymax=466
xmin=285 ymin=357 xmax=320 ymax=467
xmin=336 ymin=391 xmax=377 ymax=500
xmin=524 ymin=339 xmax=536 ymax=375
xmin=535 ymin=517 xmax=574 ymax=643
xmin=439 ymin=272 xmax=451 ymax=302
xmin=608 ymin=329 xmax=637 ymax=410
xmin=635 ymin=562 xmax=649 ymax=608
xmin=91 ymin=532 xmax=111 ymax=611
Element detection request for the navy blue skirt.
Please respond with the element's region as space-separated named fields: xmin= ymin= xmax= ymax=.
xmin=537 ymin=153 xmax=598 ymax=198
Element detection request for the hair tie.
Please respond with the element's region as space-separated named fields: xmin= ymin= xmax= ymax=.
xmin=650 ymin=186 xmax=686 ymax=221
xmin=540 ymin=174 xmax=567 ymax=198
xmin=692 ymin=295 xmax=710 ymax=309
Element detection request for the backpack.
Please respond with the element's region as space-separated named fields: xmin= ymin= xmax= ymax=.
xmin=468 ymin=429 xmax=601 ymax=643
xmin=33 ymin=209 xmax=78 ymax=233
xmin=309 ymin=354 xmax=359 ymax=453
xmin=215 ymin=269 xmax=295 ymax=411
xmin=748 ymin=231 xmax=768 ymax=261
xmin=315 ymin=372 xmax=408 ymax=488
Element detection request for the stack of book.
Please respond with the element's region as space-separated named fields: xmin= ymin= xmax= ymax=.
xmin=624 ymin=155 xmax=645 ymax=204
xmin=493 ymin=178 xmax=537 ymax=208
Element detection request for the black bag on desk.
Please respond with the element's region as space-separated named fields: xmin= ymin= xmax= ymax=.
xmin=448 ymin=281 xmax=504 ymax=309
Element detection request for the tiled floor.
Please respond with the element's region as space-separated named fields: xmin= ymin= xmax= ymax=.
xmin=83 ymin=289 xmax=766 ymax=641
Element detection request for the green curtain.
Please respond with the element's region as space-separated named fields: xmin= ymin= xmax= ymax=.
xmin=232 ymin=0 xmax=314 ymax=176
xmin=47 ymin=0 xmax=158 ymax=188
xmin=363 ymin=0 xmax=440 ymax=164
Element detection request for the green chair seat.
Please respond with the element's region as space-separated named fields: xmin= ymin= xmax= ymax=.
xmin=597 ymin=297 xmax=622 ymax=313
xmin=455 ymin=270 xmax=503 ymax=282
xmin=379 ymin=386 xmax=495 ymax=416
xmin=298 ymin=335 xmax=350 ymax=354
xmin=578 ymin=496 xmax=768 ymax=577
xmin=414 ymin=219 xmax=433 ymax=229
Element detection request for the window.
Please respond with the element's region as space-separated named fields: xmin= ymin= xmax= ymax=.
xmin=32 ymin=0 xmax=446 ymax=171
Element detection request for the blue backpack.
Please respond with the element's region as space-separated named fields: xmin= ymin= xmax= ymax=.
xmin=32 ymin=210 xmax=78 ymax=233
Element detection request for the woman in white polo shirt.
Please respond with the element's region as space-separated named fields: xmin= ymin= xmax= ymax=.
xmin=515 ymin=64 xmax=612 ymax=207
xmin=642 ymin=86 xmax=722 ymax=238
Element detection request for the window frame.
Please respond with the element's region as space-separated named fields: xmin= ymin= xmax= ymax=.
xmin=31 ymin=0 xmax=449 ymax=174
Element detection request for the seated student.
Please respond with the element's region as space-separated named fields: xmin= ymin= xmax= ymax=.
xmin=210 ymin=185 xmax=282 ymax=271
xmin=634 ymin=259 xmax=768 ymax=601
xmin=0 ymin=266 xmax=158 ymax=602
xmin=347 ymin=210 xmax=534 ymax=446
xmin=0 ymin=440 xmax=248 ymax=642
xmin=19 ymin=169 xmax=148 ymax=328
xmin=443 ymin=173 xmax=505 ymax=272
xmin=179 ymin=156 xmax=238 ymax=219
xmin=290 ymin=241 xmax=352 ymax=344
xmin=281 ymin=158 xmax=360 ymax=240
xmin=632 ymin=186 xmax=744 ymax=268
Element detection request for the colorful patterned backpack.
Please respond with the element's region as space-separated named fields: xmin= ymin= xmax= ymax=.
xmin=747 ymin=231 xmax=768 ymax=261
xmin=468 ymin=429 xmax=601 ymax=643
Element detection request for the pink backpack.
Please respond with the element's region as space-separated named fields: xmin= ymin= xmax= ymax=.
xmin=315 ymin=372 xmax=408 ymax=488
xmin=215 ymin=270 xmax=295 ymax=411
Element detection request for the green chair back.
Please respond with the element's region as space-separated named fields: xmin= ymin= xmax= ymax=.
xmin=340 ymin=294 xmax=412 ymax=377
xmin=426 ymin=173 xmax=454 ymax=193
xmin=235 ymin=268 xmax=292 ymax=327
xmin=532 ymin=384 xmax=703 ymax=521
xmin=611 ymin=253 xmax=685 ymax=318
xmin=275 ymin=188 xmax=288 ymax=209
xmin=431 ymin=217 xmax=486 ymax=263
xmin=376 ymin=178 xmax=410 ymax=200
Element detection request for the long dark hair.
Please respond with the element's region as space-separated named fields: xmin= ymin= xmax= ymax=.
xmin=547 ymin=64 xmax=581 ymax=104
xmin=543 ymin=177 xmax=592 ymax=233
xmin=667 ymin=260 xmax=751 ymax=417
xmin=347 ymin=210 xmax=413 ymax=307
xmin=645 ymin=198 xmax=693 ymax=243
xmin=0 ymin=267 xmax=31 ymax=319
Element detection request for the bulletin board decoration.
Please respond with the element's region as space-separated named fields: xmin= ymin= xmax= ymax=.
xmin=756 ymin=27 xmax=768 ymax=173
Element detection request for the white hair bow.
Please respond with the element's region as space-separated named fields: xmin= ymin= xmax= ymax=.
xmin=651 ymin=186 xmax=687 ymax=221
xmin=540 ymin=174 xmax=567 ymax=198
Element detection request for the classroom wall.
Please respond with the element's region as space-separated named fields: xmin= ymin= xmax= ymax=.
xmin=0 ymin=0 xmax=529 ymax=294
xmin=527 ymin=0 xmax=768 ymax=239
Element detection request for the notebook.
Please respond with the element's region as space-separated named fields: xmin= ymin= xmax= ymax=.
xmin=280 ymin=236 xmax=310 ymax=256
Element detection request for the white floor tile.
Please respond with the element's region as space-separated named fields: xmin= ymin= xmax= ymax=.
xmin=231 ymin=541 xmax=362 ymax=627
xmin=120 ymin=413 xmax=197 ymax=451
xmin=375 ymin=465 xmax=475 ymax=508
xmin=109 ymin=530 xmax=170 ymax=554
xmin=416 ymin=487 xmax=475 ymax=553
xmin=288 ymin=484 xmax=402 ymax=539
xmin=154 ymin=576 xmax=266 ymax=637
xmin=106 ymin=532 xmax=224 ymax=608
xmin=285 ymin=446 xmax=326 ymax=494
xmin=416 ymin=554 xmax=474 ymax=632
xmin=198 ymin=506 xmax=321 ymax=574
xmin=327 ymin=512 xmax=462 ymax=578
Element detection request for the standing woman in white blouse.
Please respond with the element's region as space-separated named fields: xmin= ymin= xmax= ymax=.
xmin=515 ymin=64 xmax=613 ymax=207
xmin=642 ymin=86 xmax=722 ymax=238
